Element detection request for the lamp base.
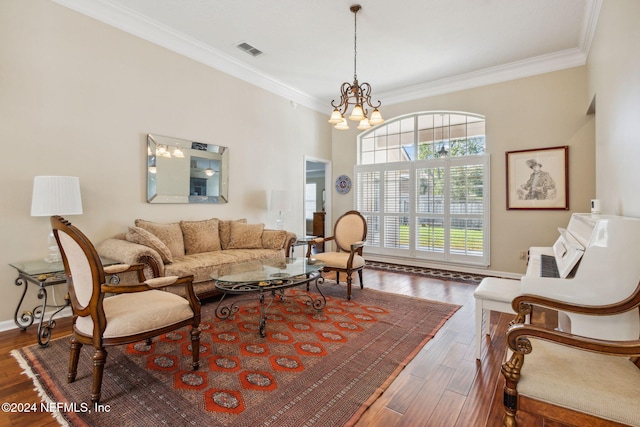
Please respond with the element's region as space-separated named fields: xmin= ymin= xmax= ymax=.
xmin=44 ymin=251 xmax=62 ymax=263
xmin=44 ymin=232 xmax=62 ymax=263
xmin=275 ymin=212 xmax=285 ymax=230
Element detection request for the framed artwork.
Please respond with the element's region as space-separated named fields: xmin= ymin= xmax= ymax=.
xmin=506 ymin=146 xmax=569 ymax=210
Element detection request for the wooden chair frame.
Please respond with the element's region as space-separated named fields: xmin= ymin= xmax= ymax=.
xmin=501 ymin=282 xmax=640 ymax=426
xmin=51 ymin=216 xmax=201 ymax=403
xmin=306 ymin=210 xmax=367 ymax=300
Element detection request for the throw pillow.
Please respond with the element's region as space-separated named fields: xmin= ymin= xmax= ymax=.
xmin=219 ymin=218 xmax=247 ymax=250
xmin=262 ymin=229 xmax=287 ymax=249
xmin=180 ymin=218 xmax=221 ymax=255
xmin=227 ymin=222 xmax=265 ymax=249
xmin=125 ymin=226 xmax=174 ymax=264
xmin=134 ymin=219 xmax=185 ymax=258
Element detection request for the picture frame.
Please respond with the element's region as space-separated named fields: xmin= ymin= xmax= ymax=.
xmin=506 ymin=146 xmax=569 ymax=210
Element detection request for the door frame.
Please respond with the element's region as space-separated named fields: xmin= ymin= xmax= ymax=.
xmin=303 ymin=156 xmax=332 ymax=238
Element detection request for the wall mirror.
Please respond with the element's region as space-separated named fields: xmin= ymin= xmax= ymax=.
xmin=147 ymin=134 xmax=229 ymax=203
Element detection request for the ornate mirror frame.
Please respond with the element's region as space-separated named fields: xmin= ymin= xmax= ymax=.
xmin=147 ymin=134 xmax=229 ymax=204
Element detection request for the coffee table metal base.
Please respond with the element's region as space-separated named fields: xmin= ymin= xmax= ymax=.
xmin=215 ymin=272 xmax=325 ymax=337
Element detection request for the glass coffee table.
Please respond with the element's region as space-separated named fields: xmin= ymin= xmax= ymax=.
xmin=213 ymin=257 xmax=326 ymax=337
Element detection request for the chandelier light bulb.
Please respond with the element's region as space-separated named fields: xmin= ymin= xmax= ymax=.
xmin=205 ymin=168 xmax=215 ymax=177
xmin=328 ymin=108 xmax=343 ymax=124
xmin=348 ymin=104 xmax=365 ymax=121
xmin=357 ymin=117 xmax=371 ymax=130
xmin=335 ymin=118 xmax=349 ymax=130
xmin=369 ymin=108 xmax=384 ymax=125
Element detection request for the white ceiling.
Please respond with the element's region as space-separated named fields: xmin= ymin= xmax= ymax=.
xmin=53 ymin=0 xmax=601 ymax=113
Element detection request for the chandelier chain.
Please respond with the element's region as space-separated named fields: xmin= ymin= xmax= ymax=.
xmin=353 ymin=7 xmax=358 ymax=81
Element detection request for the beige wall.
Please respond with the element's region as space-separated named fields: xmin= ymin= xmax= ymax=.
xmin=332 ymin=67 xmax=595 ymax=274
xmin=7 ymin=0 xmax=636 ymax=327
xmin=0 ymin=1 xmax=330 ymax=325
xmin=587 ymin=0 xmax=640 ymax=217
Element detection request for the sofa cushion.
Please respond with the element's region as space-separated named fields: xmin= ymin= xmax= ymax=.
xmin=219 ymin=218 xmax=247 ymax=250
xmin=180 ymin=218 xmax=221 ymax=255
xmin=228 ymin=222 xmax=264 ymax=249
xmin=135 ymin=219 xmax=185 ymax=258
xmin=262 ymin=229 xmax=287 ymax=249
xmin=125 ymin=226 xmax=174 ymax=263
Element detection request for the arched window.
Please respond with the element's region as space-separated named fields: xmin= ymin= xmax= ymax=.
xmin=355 ymin=111 xmax=490 ymax=266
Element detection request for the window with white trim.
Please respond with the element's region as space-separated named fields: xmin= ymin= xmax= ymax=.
xmin=305 ymin=183 xmax=317 ymax=220
xmin=355 ymin=112 xmax=490 ymax=266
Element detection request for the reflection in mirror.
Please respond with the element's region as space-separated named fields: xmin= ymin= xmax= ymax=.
xmin=147 ymin=134 xmax=229 ymax=203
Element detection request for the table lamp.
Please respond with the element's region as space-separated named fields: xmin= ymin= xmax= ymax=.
xmin=270 ymin=190 xmax=291 ymax=230
xmin=31 ymin=176 xmax=83 ymax=262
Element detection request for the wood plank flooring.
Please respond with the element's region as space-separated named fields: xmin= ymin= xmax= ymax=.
xmin=0 ymin=267 xmax=594 ymax=426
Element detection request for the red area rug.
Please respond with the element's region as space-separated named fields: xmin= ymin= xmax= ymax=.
xmin=12 ymin=281 xmax=459 ymax=426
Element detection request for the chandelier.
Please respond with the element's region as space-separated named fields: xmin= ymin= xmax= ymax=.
xmin=328 ymin=4 xmax=384 ymax=131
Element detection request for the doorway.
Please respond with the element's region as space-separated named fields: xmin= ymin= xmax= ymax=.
xmin=304 ymin=157 xmax=331 ymax=251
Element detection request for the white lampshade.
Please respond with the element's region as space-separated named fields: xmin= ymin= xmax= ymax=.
xmin=270 ymin=190 xmax=292 ymax=212
xmin=369 ymin=108 xmax=384 ymax=125
xmin=173 ymin=147 xmax=184 ymax=158
xmin=357 ymin=117 xmax=371 ymax=130
xmin=348 ymin=104 xmax=365 ymax=121
xmin=335 ymin=118 xmax=349 ymax=130
xmin=31 ymin=176 xmax=83 ymax=216
xmin=328 ymin=108 xmax=343 ymax=124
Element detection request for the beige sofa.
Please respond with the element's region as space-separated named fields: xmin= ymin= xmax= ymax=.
xmin=96 ymin=218 xmax=295 ymax=299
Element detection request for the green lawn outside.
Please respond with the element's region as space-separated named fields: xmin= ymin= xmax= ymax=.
xmin=398 ymin=224 xmax=483 ymax=251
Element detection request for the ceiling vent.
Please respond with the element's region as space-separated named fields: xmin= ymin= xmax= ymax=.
xmin=236 ymin=42 xmax=263 ymax=57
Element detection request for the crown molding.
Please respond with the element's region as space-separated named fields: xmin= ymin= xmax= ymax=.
xmin=51 ymin=0 xmax=325 ymax=112
xmin=379 ymin=48 xmax=588 ymax=106
xmin=580 ymin=0 xmax=602 ymax=54
xmin=52 ymin=0 xmax=600 ymax=114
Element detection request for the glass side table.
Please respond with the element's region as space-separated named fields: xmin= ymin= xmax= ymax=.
xmin=9 ymin=258 xmax=117 ymax=347
xmin=290 ymin=235 xmax=318 ymax=257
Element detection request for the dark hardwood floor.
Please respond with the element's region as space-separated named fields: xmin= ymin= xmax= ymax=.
xmin=0 ymin=268 xmax=589 ymax=426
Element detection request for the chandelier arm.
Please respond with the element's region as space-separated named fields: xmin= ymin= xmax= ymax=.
xmin=331 ymin=81 xmax=356 ymax=114
xmin=360 ymin=82 xmax=382 ymax=109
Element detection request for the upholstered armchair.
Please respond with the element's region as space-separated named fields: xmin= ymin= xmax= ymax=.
xmin=306 ymin=210 xmax=367 ymax=300
xmin=501 ymin=284 xmax=640 ymax=426
xmin=51 ymin=216 xmax=201 ymax=404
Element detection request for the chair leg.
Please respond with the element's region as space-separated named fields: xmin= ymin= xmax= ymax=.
xmin=68 ymin=335 xmax=82 ymax=383
xmin=358 ymin=270 xmax=364 ymax=289
xmin=335 ymin=272 xmax=340 ymax=284
xmin=346 ymin=274 xmax=352 ymax=301
xmin=191 ymin=327 xmax=201 ymax=371
xmin=91 ymin=348 xmax=108 ymax=404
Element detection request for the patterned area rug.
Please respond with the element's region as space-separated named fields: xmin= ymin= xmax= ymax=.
xmin=12 ymin=281 xmax=459 ymax=427
xmin=366 ymin=261 xmax=488 ymax=284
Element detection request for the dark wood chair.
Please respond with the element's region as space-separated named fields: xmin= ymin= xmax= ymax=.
xmin=306 ymin=210 xmax=367 ymax=300
xmin=51 ymin=216 xmax=201 ymax=404
xmin=501 ymin=283 xmax=640 ymax=426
